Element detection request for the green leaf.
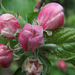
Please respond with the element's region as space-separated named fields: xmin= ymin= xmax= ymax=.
xmin=39 ymin=44 xmax=57 ymax=54
xmin=45 ymin=27 xmax=75 ymax=60
xmin=18 ymin=16 xmax=26 ymax=29
xmin=27 ymin=12 xmax=39 ymax=24
xmin=0 ymin=37 xmax=7 ymax=45
xmin=10 ymin=39 xmax=18 ymax=48
xmin=51 ymin=66 xmax=65 ymax=75
xmin=14 ymin=67 xmax=25 ymax=75
xmin=66 ymin=14 xmax=75 ymax=28
xmin=40 ymin=44 xmax=57 ymax=50
xmin=0 ymin=67 xmax=2 ymax=70
xmin=38 ymin=53 xmax=51 ymax=75
xmin=66 ymin=67 xmax=75 ymax=75
xmin=12 ymin=44 xmax=33 ymax=61
xmin=1 ymin=0 xmax=36 ymax=21
xmin=66 ymin=58 xmax=75 ymax=67
xmin=0 ymin=36 xmax=19 ymax=47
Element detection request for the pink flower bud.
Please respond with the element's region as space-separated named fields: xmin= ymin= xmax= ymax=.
xmin=58 ymin=60 xmax=66 ymax=70
xmin=0 ymin=44 xmax=13 ymax=68
xmin=18 ymin=23 xmax=43 ymax=51
xmin=37 ymin=3 xmax=64 ymax=30
xmin=22 ymin=57 xmax=43 ymax=75
xmin=0 ymin=13 xmax=20 ymax=39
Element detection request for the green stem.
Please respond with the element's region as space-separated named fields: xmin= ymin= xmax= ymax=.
xmin=7 ymin=40 xmax=11 ymax=49
xmin=34 ymin=48 xmax=39 ymax=56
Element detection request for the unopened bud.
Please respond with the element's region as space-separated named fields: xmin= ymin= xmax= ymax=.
xmin=22 ymin=57 xmax=43 ymax=75
xmin=37 ymin=3 xmax=64 ymax=30
xmin=0 ymin=13 xmax=20 ymax=39
xmin=58 ymin=60 xmax=66 ymax=70
xmin=0 ymin=44 xmax=13 ymax=68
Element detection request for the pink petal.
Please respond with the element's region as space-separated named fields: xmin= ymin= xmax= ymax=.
xmin=45 ymin=12 xmax=64 ymax=30
xmin=0 ymin=13 xmax=16 ymax=20
xmin=37 ymin=3 xmax=64 ymax=30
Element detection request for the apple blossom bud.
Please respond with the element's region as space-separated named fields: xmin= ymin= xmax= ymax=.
xmin=18 ymin=23 xmax=44 ymax=51
xmin=0 ymin=44 xmax=13 ymax=68
xmin=58 ymin=60 xmax=66 ymax=70
xmin=0 ymin=13 xmax=20 ymax=39
xmin=22 ymin=57 xmax=43 ymax=75
xmin=37 ymin=3 xmax=64 ymax=30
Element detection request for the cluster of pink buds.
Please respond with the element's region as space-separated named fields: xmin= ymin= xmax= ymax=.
xmin=19 ymin=3 xmax=64 ymax=52
xmin=0 ymin=2 xmax=64 ymax=71
xmin=0 ymin=44 xmax=13 ymax=68
xmin=0 ymin=2 xmax=64 ymax=53
xmin=0 ymin=13 xmax=19 ymax=68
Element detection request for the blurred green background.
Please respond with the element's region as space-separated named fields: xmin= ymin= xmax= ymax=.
xmin=0 ymin=0 xmax=75 ymax=75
